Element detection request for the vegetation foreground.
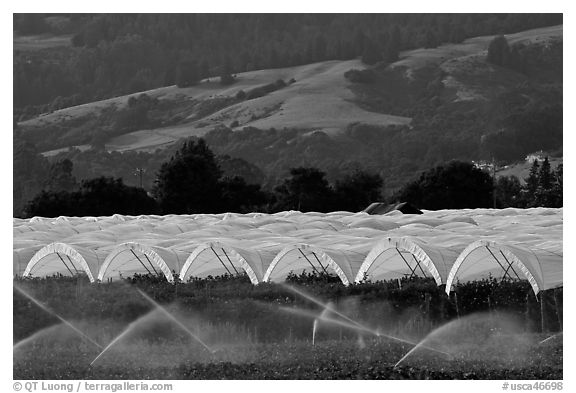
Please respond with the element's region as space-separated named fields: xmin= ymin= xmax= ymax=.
xmin=14 ymin=275 xmax=563 ymax=380
xmin=15 ymin=335 xmax=562 ymax=380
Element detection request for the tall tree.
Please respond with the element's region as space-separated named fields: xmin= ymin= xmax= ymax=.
xmin=538 ymin=156 xmax=553 ymax=190
xmin=153 ymin=139 xmax=223 ymax=214
xmin=495 ymin=175 xmax=522 ymax=208
xmin=551 ymin=163 xmax=563 ymax=207
xmin=333 ymin=170 xmax=383 ymax=212
xmin=532 ymin=156 xmax=556 ymax=208
xmin=44 ymin=159 xmax=77 ymax=193
xmin=525 ymin=159 xmax=540 ymax=195
xmin=220 ymin=176 xmax=271 ymax=213
xmin=487 ymin=35 xmax=510 ymax=66
xmin=24 ymin=177 xmax=158 ymax=218
xmin=77 ymin=177 xmax=158 ymax=216
xmin=274 ymin=167 xmax=334 ymax=212
xmin=23 ymin=190 xmax=78 ymax=218
xmin=395 ymin=161 xmax=493 ymax=210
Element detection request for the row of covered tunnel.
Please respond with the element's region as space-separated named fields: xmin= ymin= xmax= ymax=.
xmin=14 ymin=208 xmax=562 ymax=295
xmin=15 ymin=235 xmax=562 ymax=296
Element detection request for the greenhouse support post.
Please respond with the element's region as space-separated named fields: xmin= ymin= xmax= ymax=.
xmin=553 ymin=289 xmax=562 ymax=330
xmin=540 ymin=290 xmax=546 ymax=333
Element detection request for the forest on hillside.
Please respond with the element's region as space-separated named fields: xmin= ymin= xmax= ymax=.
xmin=14 ymin=13 xmax=562 ymax=118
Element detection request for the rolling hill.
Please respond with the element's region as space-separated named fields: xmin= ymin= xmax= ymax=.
xmin=24 ymin=59 xmax=413 ymax=154
xmin=20 ymin=24 xmax=562 ymax=156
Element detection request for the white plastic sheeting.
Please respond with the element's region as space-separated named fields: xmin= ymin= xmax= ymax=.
xmin=13 ymin=208 xmax=562 ymax=292
xmin=355 ymin=237 xmax=460 ymax=284
xmin=445 ymin=240 xmax=563 ymax=295
xmin=98 ymin=242 xmax=188 ymax=283
xmin=263 ymin=244 xmax=365 ymax=285
xmin=179 ymin=242 xmax=272 ymax=284
xmin=23 ymin=242 xmax=105 ymax=282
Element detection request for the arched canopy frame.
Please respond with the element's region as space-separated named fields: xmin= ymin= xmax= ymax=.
xmin=445 ymin=240 xmax=541 ymax=296
xmin=24 ymin=242 xmax=97 ymax=282
xmin=355 ymin=237 xmax=444 ymax=285
xmin=179 ymin=242 xmax=260 ymax=285
xmin=98 ymin=242 xmax=176 ymax=283
xmin=263 ymin=244 xmax=351 ymax=285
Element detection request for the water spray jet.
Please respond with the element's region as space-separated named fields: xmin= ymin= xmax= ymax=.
xmin=14 ymin=324 xmax=61 ymax=352
xmin=312 ymin=302 xmax=334 ymax=346
xmin=90 ymin=288 xmax=215 ymax=366
xmin=279 ymin=284 xmax=450 ymax=357
xmin=280 ymin=306 xmax=452 ymax=358
xmin=135 ymin=289 xmax=214 ymax=354
xmin=393 ymin=312 xmax=522 ymax=368
xmin=394 ymin=341 xmax=426 ymax=368
xmin=14 ymin=285 xmax=101 ymax=350
xmin=312 ymin=319 xmax=318 ymax=346
xmin=281 ymin=283 xmax=368 ymax=330
xmin=90 ymin=310 xmax=155 ymax=366
xmin=539 ymin=332 xmax=562 ymax=345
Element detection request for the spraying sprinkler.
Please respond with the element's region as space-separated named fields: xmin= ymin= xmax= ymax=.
xmin=14 ymin=285 xmax=102 ymax=350
xmin=281 ymin=283 xmax=368 ymax=331
xmin=312 ymin=301 xmax=334 ymax=346
xmin=312 ymin=319 xmax=318 ymax=346
xmin=135 ymin=289 xmax=215 ymax=354
xmin=539 ymin=332 xmax=562 ymax=345
xmin=280 ymin=283 xmax=450 ymax=357
xmin=90 ymin=291 xmax=215 ymax=367
xmin=279 ymin=305 xmax=452 ymax=359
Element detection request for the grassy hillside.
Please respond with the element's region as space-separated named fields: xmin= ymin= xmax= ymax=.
xmin=23 ymin=59 xmax=412 ymax=153
xmin=21 ymin=24 xmax=561 ymax=156
xmin=14 ymin=14 xmax=562 ymax=114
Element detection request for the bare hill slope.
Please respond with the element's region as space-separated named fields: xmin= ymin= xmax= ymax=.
xmin=25 ymin=59 xmax=412 ymax=153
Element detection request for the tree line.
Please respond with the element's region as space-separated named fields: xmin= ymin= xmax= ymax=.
xmin=22 ymin=139 xmax=384 ymax=217
xmin=21 ymin=138 xmax=562 ymax=218
xmin=496 ymin=157 xmax=562 ymax=208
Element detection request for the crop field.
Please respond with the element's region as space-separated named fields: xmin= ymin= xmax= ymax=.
xmin=14 ymin=332 xmax=562 ymax=380
xmin=13 ymin=275 xmax=562 ymax=380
